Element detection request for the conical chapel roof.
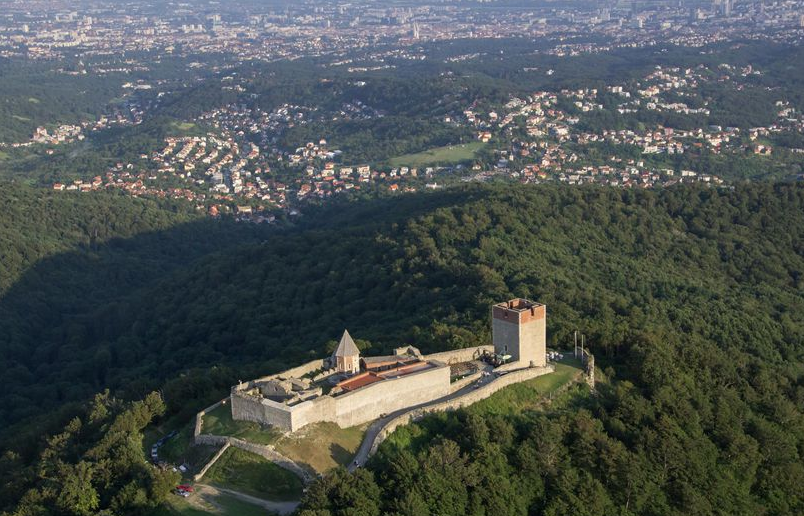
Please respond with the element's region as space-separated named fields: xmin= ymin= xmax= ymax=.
xmin=333 ymin=329 xmax=360 ymax=358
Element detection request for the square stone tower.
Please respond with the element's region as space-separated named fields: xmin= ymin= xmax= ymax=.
xmin=492 ymin=298 xmax=546 ymax=367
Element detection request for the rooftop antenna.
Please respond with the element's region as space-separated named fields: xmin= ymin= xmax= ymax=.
xmin=581 ymin=334 xmax=585 ymax=362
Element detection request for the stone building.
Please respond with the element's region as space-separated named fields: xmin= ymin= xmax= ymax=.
xmin=230 ymin=298 xmax=548 ymax=433
xmin=492 ymin=298 xmax=547 ymax=367
xmin=332 ymin=330 xmax=360 ymax=374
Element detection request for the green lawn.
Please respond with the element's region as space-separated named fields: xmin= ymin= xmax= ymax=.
xmin=389 ymin=141 xmax=485 ymax=168
xmin=170 ymin=121 xmax=203 ymax=135
xmin=203 ymin=403 xmax=365 ymax=475
xmin=383 ymin=358 xmax=584 ymax=452
xmin=274 ymin=421 xmax=367 ymax=474
xmin=467 ymin=360 xmax=582 ymax=417
xmin=201 ymin=403 xmax=282 ymax=445
xmin=0 ymin=151 xmax=9 ymax=161
xmin=205 ymin=447 xmax=304 ymax=501
xmin=149 ymin=492 xmax=270 ymax=516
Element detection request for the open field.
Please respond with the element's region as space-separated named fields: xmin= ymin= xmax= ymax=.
xmin=274 ymin=421 xmax=368 ymax=474
xmin=205 ymin=447 xmax=304 ymax=501
xmin=170 ymin=121 xmax=205 ymax=135
xmin=200 ymin=403 xmax=282 ymax=445
xmin=389 ymin=141 xmax=485 ymax=168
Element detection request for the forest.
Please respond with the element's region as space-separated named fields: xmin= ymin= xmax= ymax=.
xmin=0 ymin=181 xmax=803 ymax=515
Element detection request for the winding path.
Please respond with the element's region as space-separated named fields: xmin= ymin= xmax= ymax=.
xmin=193 ymin=483 xmax=300 ymax=515
xmin=349 ymin=365 xmax=497 ymax=471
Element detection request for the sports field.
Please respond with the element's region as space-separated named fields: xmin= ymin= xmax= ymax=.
xmin=389 ymin=141 xmax=485 ymax=168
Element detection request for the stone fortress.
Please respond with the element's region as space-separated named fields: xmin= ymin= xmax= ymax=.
xmin=231 ymin=298 xmax=549 ymax=433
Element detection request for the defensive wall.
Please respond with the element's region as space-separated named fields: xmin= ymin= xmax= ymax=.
xmin=576 ymin=348 xmax=596 ymax=389
xmin=449 ymin=370 xmax=483 ymax=393
xmin=193 ymin=423 xmax=313 ymax=483
xmin=245 ymin=358 xmax=327 ymax=386
xmin=367 ymin=364 xmax=554 ymax=456
xmin=231 ymin=359 xmax=451 ymax=432
xmin=193 ymin=441 xmax=230 ymax=481
xmin=424 ymin=345 xmax=493 ymax=364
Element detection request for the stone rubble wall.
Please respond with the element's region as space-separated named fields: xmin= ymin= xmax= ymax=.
xmin=575 ymin=348 xmax=596 ymax=389
xmin=449 ymin=370 xmax=483 ymax=394
xmin=423 ymin=345 xmax=494 ymax=364
xmin=277 ymin=359 xmax=326 ymax=380
xmin=239 ymin=359 xmax=326 ymax=389
xmin=195 ymin=434 xmax=229 ymax=446
xmin=194 ymin=398 xmax=227 ymax=440
xmin=226 ymin=437 xmax=313 ymax=483
xmin=367 ymin=365 xmax=554 ymax=456
xmin=193 ymin=441 xmax=231 ymax=481
xmin=193 ymin=432 xmax=312 ymax=483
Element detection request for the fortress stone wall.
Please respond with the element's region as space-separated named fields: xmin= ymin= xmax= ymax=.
xmin=232 ymin=360 xmax=451 ymax=432
xmin=424 ymin=345 xmax=493 ymax=364
xmin=332 ymin=362 xmax=451 ymax=428
xmin=231 ymin=392 xmax=295 ymax=429
xmin=230 ymin=299 xmax=548 ymax=434
xmin=367 ymin=364 xmax=554 ymax=456
xmin=246 ymin=359 xmax=326 ymax=385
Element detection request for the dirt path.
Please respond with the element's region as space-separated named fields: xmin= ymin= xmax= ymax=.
xmin=192 ymin=483 xmax=300 ymax=515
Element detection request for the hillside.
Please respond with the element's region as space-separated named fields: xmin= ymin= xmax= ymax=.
xmin=1 ymin=182 xmax=804 ymax=515
xmin=0 ymin=185 xmax=269 ymax=431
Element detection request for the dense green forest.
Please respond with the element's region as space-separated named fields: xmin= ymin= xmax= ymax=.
xmin=0 ymin=53 xmax=220 ymax=144
xmin=1 ymin=181 xmax=803 ymax=515
xmin=0 ymin=186 xmax=269 ymax=430
xmin=3 ymin=391 xmax=180 ymax=516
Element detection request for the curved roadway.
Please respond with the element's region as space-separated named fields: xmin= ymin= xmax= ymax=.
xmin=349 ymin=364 xmax=496 ymax=471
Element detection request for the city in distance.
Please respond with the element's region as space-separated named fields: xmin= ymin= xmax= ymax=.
xmin=0 ymin=1 xmax=803 ymax=516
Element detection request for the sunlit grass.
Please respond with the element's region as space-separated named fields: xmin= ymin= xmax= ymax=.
xmin=201 ymin=403 xmax=282 ymax=445
xmin=205 ymin=447 xmax=303 ymax=501
xmin=389 ymin=141 xmax=485 ymax=168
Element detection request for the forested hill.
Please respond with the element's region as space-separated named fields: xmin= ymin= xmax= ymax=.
xmin=0 ymin=185 xmax=270 ymax=432
xmin=0 ymin=186 xmax=200 ymax=293
xmin=2 ymin=182 xmax=804 ymax=515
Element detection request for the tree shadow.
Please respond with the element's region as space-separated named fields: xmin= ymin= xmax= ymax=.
xmin=329 ymin=443 xmax=354 ymax=468
xmin=0 ymin=185 xmax=495 ymax=445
